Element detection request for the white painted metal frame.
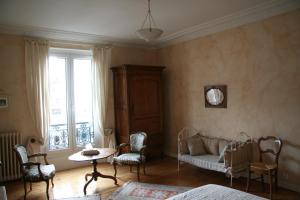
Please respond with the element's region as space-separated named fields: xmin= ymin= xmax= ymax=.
xmin=177 ymin=127 xmax=198 ymax=174
xmin=177 ymin=127 xmax=253 ymax=187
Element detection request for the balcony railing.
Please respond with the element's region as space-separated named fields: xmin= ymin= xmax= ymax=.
xmin=48 ymin=122 xmax=94 ymax=150
xmin=75 ymin=122 xmax=94 ymax=146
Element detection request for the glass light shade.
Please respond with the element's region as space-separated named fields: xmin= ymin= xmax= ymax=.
xmin=136 ymin=28 xmax=163 ymax=42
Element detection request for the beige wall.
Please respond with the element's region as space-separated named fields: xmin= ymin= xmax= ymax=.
xmin=0 ymin=34 xmax=158 ymax=145
xmin=0 ymin=35 xmax=35 ymax=141
xmin=158 ymin=9 xmax=300 ymax=189
xmin=111 ymin=46 xmax=158 ymax=66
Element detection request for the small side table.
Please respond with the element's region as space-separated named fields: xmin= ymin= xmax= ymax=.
xmin=68 ymin=148 xmax=118 ymax=195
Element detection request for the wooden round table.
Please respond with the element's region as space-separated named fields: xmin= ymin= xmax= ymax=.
xmin=68 ymin=148 xmax=117 ymax=195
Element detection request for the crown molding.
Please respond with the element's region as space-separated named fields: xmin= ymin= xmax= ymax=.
xmin=0 ymin=0 xmax=299 ymax=49
xmin=157 ymin=0 xmax=300 ymax=48
xmin=0 ymin=24 xmax=155 ymax=49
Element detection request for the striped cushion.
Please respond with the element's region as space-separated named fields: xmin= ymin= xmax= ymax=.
xmin=113 ymin=153 xmax=145 ymax=165
xmin=24 ymin=164 xmax=55 ymax=181
xmin=179 ymin=154 xmax=226 ymax=173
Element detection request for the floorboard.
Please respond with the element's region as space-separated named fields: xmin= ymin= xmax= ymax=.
xmin=5 ymin=157 xmax=299 ymax=200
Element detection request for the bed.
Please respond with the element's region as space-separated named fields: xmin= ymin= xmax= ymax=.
xmin=167 ymin=184 xmax=267 ymax=200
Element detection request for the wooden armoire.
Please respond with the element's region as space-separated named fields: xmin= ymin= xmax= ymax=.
xmin=111 ymin=64 xmax=165 ymax=158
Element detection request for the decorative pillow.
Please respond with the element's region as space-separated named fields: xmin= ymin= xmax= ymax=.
xmin=218 ymin=144 xmax=229 ymax=163
xmin=187 ymin=136 xmax=206 ymax=156
xmin=218 ymin=139 xmax=229 ymax=155
xmin=201 ymin=136 xmax=219 ymax=155
xmin=179 ymin=139 xmax=189 ymax=154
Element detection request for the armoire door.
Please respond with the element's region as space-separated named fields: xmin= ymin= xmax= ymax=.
xmin=111 ymin=64 xmax=165 ymax=158
xmin=128 ymin=72 xmax=163 ymax=157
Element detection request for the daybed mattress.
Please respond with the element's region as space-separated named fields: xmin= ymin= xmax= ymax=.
xmin=179 ymin=154 xmax=226 ymax=173
xmin=167 ymin=184 xmax=267 ymax=200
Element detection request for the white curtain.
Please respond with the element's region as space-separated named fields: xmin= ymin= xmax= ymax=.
xmin=92 ymin=46 xmax=114 ymax=147
xmin=25 ymin=39 xmax=49 ymax=144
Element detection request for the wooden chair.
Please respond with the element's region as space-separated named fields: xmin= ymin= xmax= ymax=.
xmin=246 ymin=136 xmax=283 ymax=199
xmin=113 ymin=132 xmax=147 ymax=181
xmin=14 ymin=145 xmax=55 ymax=200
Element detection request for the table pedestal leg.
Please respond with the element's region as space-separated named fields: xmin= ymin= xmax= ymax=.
xmin=83 ymin=159 xmax=118 ymax=195
xmin=85 ymin=173 xmax=92 ymax=181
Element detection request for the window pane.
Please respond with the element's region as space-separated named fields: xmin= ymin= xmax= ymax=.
xmin=48 ymin=56 xmax=69 ymax=150
xmin=74 ymin=58 xmax=94 ymax=147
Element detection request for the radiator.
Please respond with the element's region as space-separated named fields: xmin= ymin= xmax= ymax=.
xmin=0 ymin=132 xmax=21 ymax=182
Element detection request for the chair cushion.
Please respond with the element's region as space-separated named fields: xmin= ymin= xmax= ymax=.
xmin=113 ymin=153 xmax=145 ymax=165
xmin=24 ymin=164 xmax=56 ymax=181
xmin=187 ymin=136 xmax=206 ymax=156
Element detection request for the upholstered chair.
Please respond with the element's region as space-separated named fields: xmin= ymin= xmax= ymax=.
xmin=246 ymin=136 xmax=283 ymax=200
xmin=113 ymin=132 xmax=147 ymax=181
xmin=14 ymin=145 xmax=55 ymax=200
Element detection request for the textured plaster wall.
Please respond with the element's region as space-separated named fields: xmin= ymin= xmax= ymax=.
xmin=158 ymin=9 xmax=300 ymax=189
xmin=111 ymin=46 xmax=158 ymax=66
xmin=0 ymin=34 xmax=35 ymax=141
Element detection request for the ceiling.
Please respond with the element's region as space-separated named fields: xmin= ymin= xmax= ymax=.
xmin=0 ymin=0 xmax=299 ymax=47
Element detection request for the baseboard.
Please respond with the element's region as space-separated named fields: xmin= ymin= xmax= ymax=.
xmin=278 ymin=180 xmax=300 ymax=193
xmin=164 ymin=151 xmax=177 ymax=158
xmin=163 ymin=151 xmax=300 ymax=193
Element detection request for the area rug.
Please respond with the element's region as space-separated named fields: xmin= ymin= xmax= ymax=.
xmin=109 ymin=181 xmax=192 ymax=200
xmin=55 ymin=194 xmax=101 ymax=200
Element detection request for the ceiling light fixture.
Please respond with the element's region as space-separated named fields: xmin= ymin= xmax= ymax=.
xmin=136 ymin=0 xmax=163 ymax=42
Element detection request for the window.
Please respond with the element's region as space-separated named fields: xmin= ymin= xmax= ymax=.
xmin=48 ymin=48 xmax=94 ymax=151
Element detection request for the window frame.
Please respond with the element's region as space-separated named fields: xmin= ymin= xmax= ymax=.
xmin=47 ymin=48 xmax=94 ymax=155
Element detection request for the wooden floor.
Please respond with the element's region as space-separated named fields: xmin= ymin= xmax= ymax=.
xmin=6 ymin=157 xmax=299 ymax=200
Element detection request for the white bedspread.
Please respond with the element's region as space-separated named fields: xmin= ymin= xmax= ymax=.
xmin=167 ymin=184 xmax=267 ymax=200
